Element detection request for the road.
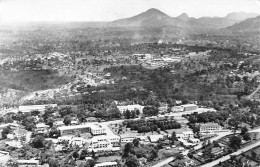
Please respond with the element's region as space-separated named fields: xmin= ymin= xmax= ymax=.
xmin=151 ymin=157 xmax=174 ymax=167
xmin=200 ymin=140 xmax=260 ymax=167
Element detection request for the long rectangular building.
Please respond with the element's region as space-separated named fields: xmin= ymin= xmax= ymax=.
xmin=18 ymin=104 xmax=57 ymax=113
xmin=58 ymin=123 xmax=106 ymax=136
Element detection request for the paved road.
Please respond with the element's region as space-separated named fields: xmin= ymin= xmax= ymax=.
xmin=200 ymin=140 xmax=260 ymax=167
xmin=151 ymin=157 xmax=174 ymax=167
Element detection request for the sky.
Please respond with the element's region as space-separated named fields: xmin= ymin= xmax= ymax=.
xmin=0 ymin=0 xmax=260 ymax=23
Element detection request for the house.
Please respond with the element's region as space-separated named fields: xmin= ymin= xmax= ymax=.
xmin=35 ymin=123 xmax=49 ymax=133
xmin=199 ymin=123 xmax=222 ymax=134
xmin=148 ymin=135 xmax=164 ymax=143
xmin=94 ymin=162 xmax=118 ymax=167
xmin=85 ymin=117 xmax=98 ymax=123
xmin=188 ymin=138 xmax=200 ymax=144
xmin=211 ymin=147 xmax=223 ymax=156
xmin=117 ymin=104 xmax=144 ymax=114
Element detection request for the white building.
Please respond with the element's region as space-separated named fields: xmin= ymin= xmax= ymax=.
xmin=94 ymin=162 xmax=118 ymax=167
xmin=117 ymin=104 xmax=144 ymax=114
xmin=90 ymin=124 xmax=106 ymax=136
xmin=199 ymin=123 xmax=222 ymax=134
xmin=176 ymin=131 xmax=194 ymax=140
xmin=17 ymin=160 xmax=39 ymax=167
xmin=121 ymin=137 xmax=135 ymax=143
xmin=35 ymin=123 xmax=49 ymax=133
xmin=58 ymin=123 xmax=106 ymax=136
xmin=172 ymin=104 xmax=198 ymax=112
xmin=18 ymin=104 xmax=57 ymax=113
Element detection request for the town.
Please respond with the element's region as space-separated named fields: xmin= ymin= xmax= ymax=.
xmin=1 ymin=1 xmax=260 ymax=167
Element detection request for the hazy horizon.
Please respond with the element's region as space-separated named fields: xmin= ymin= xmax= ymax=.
xmin=0 ymin=0 xmax=260 ymax=24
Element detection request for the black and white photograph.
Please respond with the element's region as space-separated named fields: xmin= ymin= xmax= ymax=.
xmin=0 ymin=0 xmax=260 ymax=166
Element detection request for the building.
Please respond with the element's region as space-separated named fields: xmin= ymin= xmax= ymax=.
xmin=90 ymin=124 xmax=106 ymax=136
xmin=121 ymin=137 xmax=135 ymax=143
xmin=58 ymin=124 xmax=91 ymax=136
xmin=176 ymin=131 xmax=194 ymax=140
xmin=85 ymin=117 xmax=98 ymax=123
xmin=199 ymin=123 xmax=222 ymax=134
xmin=148 ymin=135 xmax=164 ymax=143
xmin=211 ymin=147 xmax=223 ymax=156
xmin=18 ymin=104 xmax=57 ymax=113
xmin=94 ymin=162 xmax=118 ymax=167
xmin=91 ymin=135 xmax=120 ymax=147
xmin=117 ymin=104 xmax=144 ymax=114
xmin=171 ymin=104 xmax=198 ymax=112
xmin=58 ymin=123 xmax=106 ymax=136
xmin=35 ymin=123 xmax=49 ymax=134
xmin=17 ymin=159 xmax=39 ymax=167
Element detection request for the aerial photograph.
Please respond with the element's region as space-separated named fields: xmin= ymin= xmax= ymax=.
xmin=0 ymin=0 xmax=260 ymax=166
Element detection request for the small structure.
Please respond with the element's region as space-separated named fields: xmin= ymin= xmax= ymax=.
xmin=148 ymin=135 xmax=164 ymax=143
xmin=17 ymin=159 xmax=39 ymax=167
xmin=211 ymin=147 xmax=223 ymax=156
xmin=94 ymin=161 xmax=118 ymax=167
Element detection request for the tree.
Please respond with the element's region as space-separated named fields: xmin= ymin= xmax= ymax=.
xmin=131 ymin=110 xmax=136 ymax=119
xmin=241 ymin=126 xmax=248 ymax=135
xmin=125 ymin=155 xmax=140 ymax=167
xmin=85 ymin=159 xmax=95 ymax=167
xmin=31 ymin=135 xmax=45 ymax=148
xmin=63 ymin=116 xmax=72 ymax=126
xmin=48 ymin=158 xmax=60 ymax=167
xmin=6 ymin=159 xmax=18 ymax=167
xmin=229 ymin=136 xmax=242 ymax=150
xmin=1 ymin=126 xmax=11 ymax=139
xmin=49 ymin=127 xmax=60 ymax=138
xmin=124 ymin=110 xmax=131 ymax=119
xmin=31 ymin=110 xmax=40 ymax=116
xmin=123 ymin=143 xmax=133 ymax=157
xmin=72 ymin=151 xmax=79 ymax=161
xmin=133 ymin=139 xmax=139 ymax=147
xmin=46 ymin=117 xmax=55 ymax=127
xmin=171 ymin=131 xmax=177 ymax=144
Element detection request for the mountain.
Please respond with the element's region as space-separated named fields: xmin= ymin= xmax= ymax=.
xmin=225 ymin=12 xmax=259 ymax=20
xmin=226 ymin=15 xmax=260 ymax=33
xmin=111 ymin=8 xmax=259 ymax=29
xmin=111 ymin=8 xmax=174 ymax=27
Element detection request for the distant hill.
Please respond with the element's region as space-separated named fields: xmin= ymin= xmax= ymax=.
xmin=226 ymin=16 xmax=260 ymax=33
xmin=225 ymin=12 xmax=259 ymax=20
xmin=110 ymin=8 xmax=259 ymax=29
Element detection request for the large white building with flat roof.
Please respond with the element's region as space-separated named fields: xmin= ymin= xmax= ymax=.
xmin=58 ymin=123 xmax=106 ymax=136
xmin=199 ymin=123 xmax=222 ymax=134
